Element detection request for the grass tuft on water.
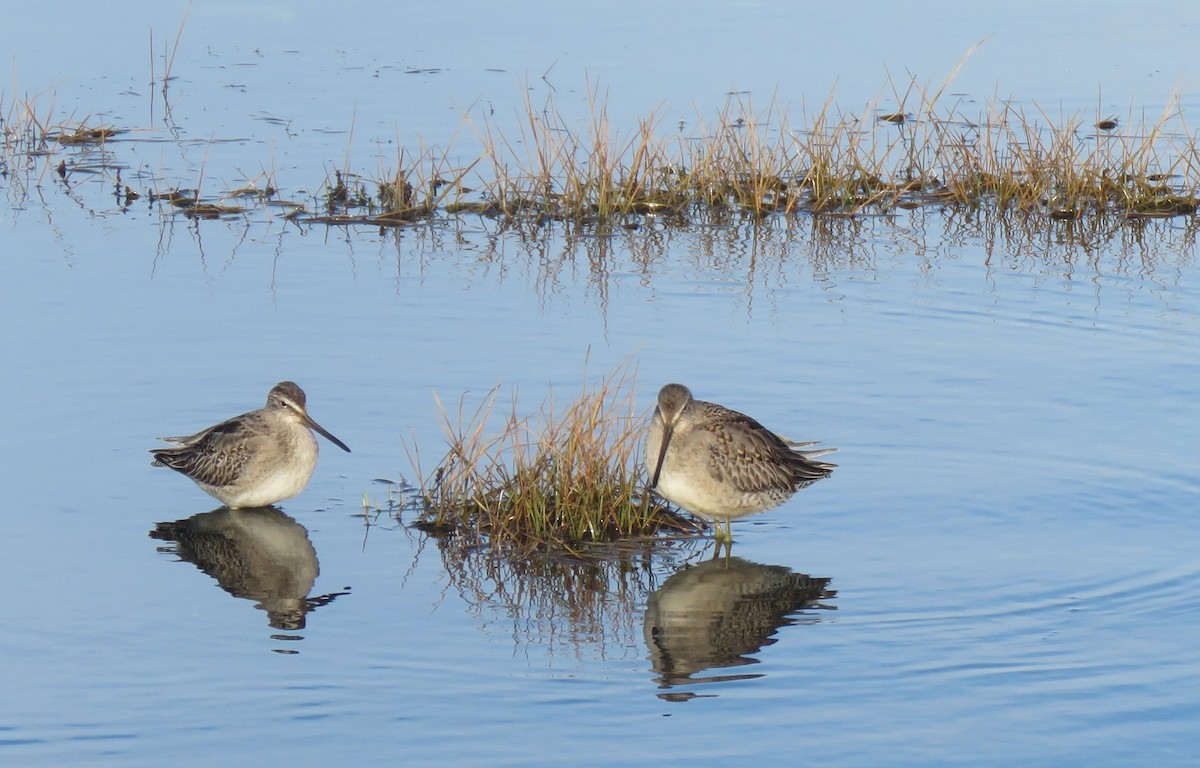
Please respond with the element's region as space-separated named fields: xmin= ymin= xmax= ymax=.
xmin=403 ymin=365 xmax=700 ymax=554
xmin=445 ymin=77 xmax=1200 ymax=224
xmin=6 ymin=63 xmax=1200 ymax=230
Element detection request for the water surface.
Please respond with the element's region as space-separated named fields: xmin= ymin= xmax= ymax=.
xmin=2 ymin=2 xmax=1199 ymax=766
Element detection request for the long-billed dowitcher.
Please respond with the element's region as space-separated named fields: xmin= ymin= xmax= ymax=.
xmin=150 ymin=381 xmax=351 ymax=508
xmin=645 ymin=383 xmax=836 ymax=544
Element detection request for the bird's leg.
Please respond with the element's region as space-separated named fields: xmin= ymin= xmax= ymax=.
xmin=712 ymin=519 xmax=728 ymax=544
xmin=723 ymin=518 xmax=734 ymax=545
xmin=709 ymin=535 xmax=732 ymax=560
xmin=710 ymin=522 xmax=734 ymax=559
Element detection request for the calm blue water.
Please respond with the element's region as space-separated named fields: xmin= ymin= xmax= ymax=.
xmin=3 ymin=2 xmax=1199 ymax=766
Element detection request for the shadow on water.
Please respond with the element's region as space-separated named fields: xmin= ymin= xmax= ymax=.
xmin=645 ymin=555 xmax=836 ymax=697
xmin=412 ymin=525 xmax=835 ymax=695
xmin=150 ymin=507 xmax=349 ymax=652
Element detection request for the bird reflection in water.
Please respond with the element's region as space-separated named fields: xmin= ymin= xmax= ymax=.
xmin=644 ymin=555 xmax=835 ymax=692
xmin=150 ymin=507 xmax=349 ymax=643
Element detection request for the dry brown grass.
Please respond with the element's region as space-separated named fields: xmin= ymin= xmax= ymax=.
xmin=5 ymin=72 xmax=1200 ymax=227
xmin=437 ymin=73 xmax=1200 ymax=225
xmin=401 ymin=364 xmax=700 ymax=554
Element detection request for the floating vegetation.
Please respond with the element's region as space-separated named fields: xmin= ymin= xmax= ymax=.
xmin=52 ymin=125 xmax=125 ymax=145
xmin=145 ymin=185 xmax=269 ymax=219
xmin=400 ymin=365 xmax=702 ymax=555
xmin=182 ymin=202 xmax=247 ymax=220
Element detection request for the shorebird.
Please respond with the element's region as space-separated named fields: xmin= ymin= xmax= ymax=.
xmin=645 ymin=383 xmax=836 ymax=544
xmin=151 ymin=381 xmax=351 ymax=508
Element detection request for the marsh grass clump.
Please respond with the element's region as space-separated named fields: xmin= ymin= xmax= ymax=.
xmin=309 ymin=145 xmax=476 ymax=227
xmin=435 ymin=71 xmax=1200 ymax=227
xmin=404 ymin=366 xmax=700 ymax=554
xmin=7 ymin=64 xmax=1200 ymax=235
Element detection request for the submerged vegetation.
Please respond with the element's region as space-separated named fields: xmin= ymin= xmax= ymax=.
xmin=395 ymin=365 xmax=701 ymax=554
xmin=5 ymin=69 xmax=1200 ymax=232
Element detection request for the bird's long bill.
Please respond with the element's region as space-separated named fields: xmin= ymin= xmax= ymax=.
xmin=649 ymin=422 xmax=673 ymax=489
xmin=303 ymin=413 xmax=351 ymax=452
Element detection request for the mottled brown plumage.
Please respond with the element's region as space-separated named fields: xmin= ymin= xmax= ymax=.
xmin=645 ymin=383 xmax=836 ymax=543
xmin=151 ymin=381 xmax=350 ymax=508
